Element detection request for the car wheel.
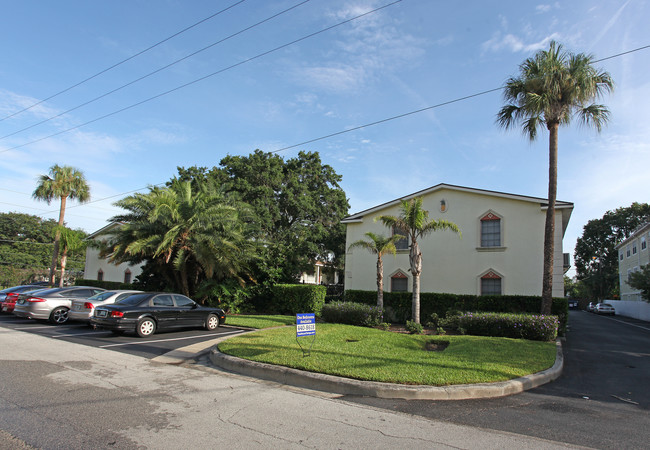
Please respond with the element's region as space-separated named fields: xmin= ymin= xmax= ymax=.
xmin=205 ymin=314 xmax=219 ymax=331
xmin=49 ymin=307 xmax=69 ymax=325
xmin=136 ymin=318 xmax=156 ymax=337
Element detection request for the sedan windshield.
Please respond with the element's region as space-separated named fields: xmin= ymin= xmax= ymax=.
xmin=87 ymin=291 xmax=116 ymax=302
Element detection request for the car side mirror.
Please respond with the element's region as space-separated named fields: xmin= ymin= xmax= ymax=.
xmin=191 ymin=303 xmax=198 ymax=309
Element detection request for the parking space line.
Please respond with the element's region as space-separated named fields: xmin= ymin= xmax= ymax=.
xmin=52 ymin=331 xmax=112 ymax=338
xmin=607 ymin=316 xmax=650 ymax=331
xmin=99 ymin=329 xmax=244 ymax=348
xmin=13 ymin=325 xmax=86 ymax=331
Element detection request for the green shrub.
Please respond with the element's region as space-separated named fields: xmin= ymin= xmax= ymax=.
xmin=272 ymin=284 xmax=326 ymax=316
xmin=405 ymin=320 xmax=423 ymax=334
xmin=380 ymin=322 xmax=391 ymax=331
xmin=458 ymin=312 xmax=559 ymax=341
xmin=74 ymin=279 xmax=136 ymax=290
xmin=343 ymin=289 xmax=568 ymax=335
xmin=321 ymin=302 xmax=383 ymax=327
xmin=425 ymin=312 xmax=439 ymax=328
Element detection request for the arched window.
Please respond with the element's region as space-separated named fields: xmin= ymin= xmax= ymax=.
xmin=97 ymin=269 xmax=104 ymax=281
xmin=480 ymin=270 xmax=502 ymax=295
xmin=124 ymin=269 xmax=132 ymax=284
xmin=480 ymin=212 xmax=502 ymax=248
xmin=391 ymin=270 xmax=408 ymax=292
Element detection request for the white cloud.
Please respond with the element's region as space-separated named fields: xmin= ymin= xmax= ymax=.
xmin=536 ymin=5 xmax=551 ymax=13
xmin=482 ymin=32 xmax=562 ymax=53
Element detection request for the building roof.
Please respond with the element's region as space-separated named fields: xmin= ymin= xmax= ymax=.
xmin=342 ymin=183 xmax=574 ymax=233
xmin=615 ymin=221 xmax=650 ymax=250
xmin=86 ymin=222 xmax=125 ymax=240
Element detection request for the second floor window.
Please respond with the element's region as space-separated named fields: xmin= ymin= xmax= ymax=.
xmin=393 ymin=226 xmax=409 ymax=251
xmin=480 ymin=213 xmax=501 ymax=247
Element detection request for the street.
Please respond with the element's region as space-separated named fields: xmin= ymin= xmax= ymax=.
xmin=0 ymin=310 xmax=647 ymax=448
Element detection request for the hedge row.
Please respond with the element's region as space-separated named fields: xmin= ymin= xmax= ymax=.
xmin=271 ymin=284 xmax=326 ymax=316
xmin=321 ymin=301 xmax=383 ymax=327
xmin=74 ymin=279 xmax=138 ymax=290
xmin=343 ymin=290 xmax=568 ymax=335
xmin=458 ymin=312 xmax=559 ymax=341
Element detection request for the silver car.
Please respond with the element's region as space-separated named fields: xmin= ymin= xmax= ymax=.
xmin=69 ymin=290 xmax=142 ymax=323
xmin=13 ymin=286 xmax=106 ymax=324
xmin=594 ymin=303 xmax=615 ymax=315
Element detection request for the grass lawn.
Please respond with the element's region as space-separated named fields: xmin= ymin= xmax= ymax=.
xmin=218 ymin=323 xmax=557 ymax=386
xmin=225 ymin=314 xmax=297 ymax=329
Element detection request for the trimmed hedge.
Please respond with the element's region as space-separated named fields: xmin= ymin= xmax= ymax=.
xmin=343 ymin=290 xmax=568 ymax=335
xmin=321 ymin=301 xmax=383 ymax=327
xmin=272 ymin=284 xmax=326 ymax=316
xmin=74 ymin=279 xmax=138 ymax=290
xmin=458 ymin=312 xmax=559 ymax=341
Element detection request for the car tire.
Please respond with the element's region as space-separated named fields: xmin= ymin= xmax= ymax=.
xmin=205 ymin=314 xmax=219 ymax=331
xmin=136 ymin=318 xmax=156 ymax=337
xmin=49 ymin=307 xmax=69 ymax=325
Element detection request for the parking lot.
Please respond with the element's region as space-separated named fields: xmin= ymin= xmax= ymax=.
xmin=0 ymin=313 xmax=245 ymax=359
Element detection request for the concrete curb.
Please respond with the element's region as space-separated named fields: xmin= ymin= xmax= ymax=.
xmin=207 ymin=333 xmax=564 ymax=400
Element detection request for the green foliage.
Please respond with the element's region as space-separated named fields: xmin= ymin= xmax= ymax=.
xmin=321 ymin=301 xmax=383 ymax=327
xmin=458 ymin=312 xmax=559 ymax=341
xmin=196 ymin=278 xmax=253 ymax=313
xmin=344 ymin=290 xmax=568 ymax=335
xmin=425 ymin=312 xmax=440 ymax=329
xmin=575 ymin=203 xmax=650 ymax=300
xmin=627 ymin=264 xmax=650 ymax=301
xmin=178 ymin=150 xmax=349 ymax=285
xmin=224 ymin=314 xmax=296 ymax=329
xmin=74 ymin=279 xmax=136 ymax=290
xmin=405 ymin=320 xmax=423 ymax=334
xmin=272 ymin=284 xmax=326 ymax=315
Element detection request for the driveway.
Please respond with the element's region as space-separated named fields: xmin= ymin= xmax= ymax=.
xmin=342 ymin=310 xmax=650 ymax=449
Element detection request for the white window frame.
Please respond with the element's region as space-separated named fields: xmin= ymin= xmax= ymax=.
xmin=477 ymin=211 xmax=505 ymax=252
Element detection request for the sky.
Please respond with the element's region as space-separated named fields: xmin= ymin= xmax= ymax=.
xmin=1 ymin=0 xmax=649 ymax=276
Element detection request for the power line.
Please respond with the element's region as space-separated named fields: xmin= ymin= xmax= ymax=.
xmin=0 ymin=0 xmax=403 ymax=155
xmin=0 ymin=0 xmax=311 ymax=140
xmin=0 ymin=0 xmax=248 ymax=122
xmin=2 ymin=43 xmax=647 ymax=222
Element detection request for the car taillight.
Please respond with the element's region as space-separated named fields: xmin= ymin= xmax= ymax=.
xmin=110 ymin=311 xmax=124 ymax=318
xmin=27 ymin=297 xmax=46 ymax=302
xmin=84 ymin=303 xmax=94 ymax=309
xmin=6 ymin=293 xmax=18 ymax=301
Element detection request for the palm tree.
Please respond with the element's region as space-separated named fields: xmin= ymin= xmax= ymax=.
xmin=497 ymin=41 xmax=613 ymax=314
xmin=376 ymin=197 xmax=461 ymax=324
xmin=33 ymin=165 xmax=90 ymax=286
xmin=103 ymin=179 xmax=259 ymax=298
xmin=348 ymin=231 xmax=404 ymax=310
xmin=54 ymin=226 xmax=87 ymax=287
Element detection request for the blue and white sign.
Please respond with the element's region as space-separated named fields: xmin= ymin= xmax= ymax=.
xmin=296 ymin=313 xmax=316 ymax=337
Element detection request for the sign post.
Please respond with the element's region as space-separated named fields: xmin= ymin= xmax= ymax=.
xmin=296 ymin=313 xmax=316 ymax=357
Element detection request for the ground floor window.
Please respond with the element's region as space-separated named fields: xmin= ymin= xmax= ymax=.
xmin=480 ymin=271 xmax=502 ymax=295
xmin=97 ymin=269 xmax=104 ymax=281
xmin=391 ymin=271 xmax=408 ymax=292
xmin=124 ymin=269 xmax=132 ymax=284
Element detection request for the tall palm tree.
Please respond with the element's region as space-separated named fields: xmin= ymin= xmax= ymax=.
xmin=376 ymin=197 xmax=461 ymax=324
xmin=497 ymin=41 xmax=613 ymax=314
xmin=33 ymin=165 xmax=90 ymax=286
xmin=103 ymin=179 xmax=259 ymax=297
xmin=348 ymin=231 xmax=404 ymax=310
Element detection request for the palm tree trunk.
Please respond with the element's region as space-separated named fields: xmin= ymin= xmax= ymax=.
xmin=410 ymin=241 xmax=422 ymax=323
xmin=49 ymin=196 xmax=67 ymax=286
xmin=59 ymin=250 xmax=68 ymax=288
xmin=541 ymin=122 xmax=559 ymax=315
xmin=376 ymin=256 xmax=384 ymax=310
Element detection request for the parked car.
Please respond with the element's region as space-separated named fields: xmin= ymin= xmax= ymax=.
xmin=13 ymin=286 xmax=106 ymax=324
xmin=568 ymin=299 xmax=579 ymax=309
xmin=587 ymin=302 xmax=598 ymax=312
xmin=594 ymin=303 xmax=616 ymax=315
xmin=1 ymin=285 xmax=48 ymax=314
xmin=69 ymin=290 xmax=142 ymax=323
xmin=90 ymin=292 xmax=226 ymax=337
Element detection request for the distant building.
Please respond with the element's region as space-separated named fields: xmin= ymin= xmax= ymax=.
xmin=342 ymin=183 xmax=573 ymax=297
xmin=84 ymin=223 xmax=144 ymax=284
xmin=615 ymin=222 xmax=650 ymax=302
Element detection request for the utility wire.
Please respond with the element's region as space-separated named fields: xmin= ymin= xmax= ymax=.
xmin=0 ymin=0 xmax=311 ymax=140
xmin=2 ymin=43 xmax=647 ymax=222
xmin=0 ymin=0 xmax=403 ymax=154
xmin=0 ymin=0 xmax=248 ymax=122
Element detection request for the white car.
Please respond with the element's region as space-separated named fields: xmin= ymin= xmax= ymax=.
xmin=69 ymin=290 xmax=142 ymax=323
xmin=594 ymin=303 xmax=616 ymax=315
